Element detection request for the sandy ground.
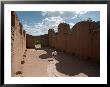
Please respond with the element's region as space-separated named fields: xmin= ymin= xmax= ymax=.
xmin=21 ymin=49 xmax=48 ymax=77
xmin=14 ymin=46 xmax=100 ymax=77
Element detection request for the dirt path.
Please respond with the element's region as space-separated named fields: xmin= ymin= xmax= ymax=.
xmin=22 ymin=49 xmax=48 ymax=77
xmin=18 ymin=47 xmax=99 ymax=77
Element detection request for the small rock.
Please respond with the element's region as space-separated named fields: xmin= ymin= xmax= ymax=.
xmin=21 ymin=60 xmax=25 ymax=64
xmin=15 ymin=71 xmax=22 ymax=75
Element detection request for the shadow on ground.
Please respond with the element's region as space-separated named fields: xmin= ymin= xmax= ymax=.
xmin=37 ymin=47 xmax=100 ymax=77
xmin=55 ymin=53 xmax=100 ymax=77
xmin=37 ymin=47 xmax=53 ymax=59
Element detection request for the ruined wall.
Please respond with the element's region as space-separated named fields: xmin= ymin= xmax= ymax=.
xmin=11 ymin=11 xmax=26 ymax=76
xmin=48 ymin=29 xmax=55 ymax=48
xmin=26 ymin=34 xmax=35 ymax=48
xmin=57 ymin=23 xmax=70 ymax=52
xmin=48 ymin=22 xmax=100 ymax=62
xmin=71 ymin=22 xmax=100 ymax=61
xmin=26 ymin=34 xmax=48 ymax=48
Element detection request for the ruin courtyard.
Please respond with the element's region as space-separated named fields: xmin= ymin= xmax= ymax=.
xmin=11 ymin=11 xmax=100 ymax=77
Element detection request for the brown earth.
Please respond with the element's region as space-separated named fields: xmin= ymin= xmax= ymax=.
xmin=15 ymin=46 xmax=99 ymax=77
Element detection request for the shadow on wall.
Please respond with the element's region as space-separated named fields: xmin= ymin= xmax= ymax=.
xmin=55 ymin=53 xmax=100 ymax=77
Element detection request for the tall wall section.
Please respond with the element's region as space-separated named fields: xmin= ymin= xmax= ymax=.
xmin=11 ymin=11 xmax=26 ymax=76
xmin=48 ymin=22 xmax=100 ymax=63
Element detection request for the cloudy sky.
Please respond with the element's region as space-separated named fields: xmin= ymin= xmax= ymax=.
xmin=16 ymin=11 xmax=100 ymax=36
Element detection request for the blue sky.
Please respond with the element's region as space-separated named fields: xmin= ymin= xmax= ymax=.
xmin=16 ymin=11 xmax=100 ymax=36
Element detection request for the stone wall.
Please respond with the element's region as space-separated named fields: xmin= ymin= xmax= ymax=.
xmin=11 ymin=11 xmax=100 ymax=77
xmin=26 ymin=21 xmax=100 ymax=63
xmin=48 ymin=22 xmax=100 ymax=63
xmin=11 ymin=11 xmax=26 ymax=76
xmin=26 ymin=34 xmax=48 ymax=48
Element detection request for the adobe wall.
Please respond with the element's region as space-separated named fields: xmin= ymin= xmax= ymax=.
xmin=11 ymin=11 xmax=100 ymax=77
xmin=26 ymin=34 xmax=48 ymax=48
xmin=48 ymin=22 xmax=100 ymax=63
xmin=72 ymin=22 xmax=100 ymax=62
xmin=11 ymin=11 xmax=26 ymax=76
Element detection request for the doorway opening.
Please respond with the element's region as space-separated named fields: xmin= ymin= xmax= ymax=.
xmin=33 ymin=40 xmax=41 ymax=49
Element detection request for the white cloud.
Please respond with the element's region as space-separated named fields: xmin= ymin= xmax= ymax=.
xmin=41 ymin=11 xmax=87 ymax=18
xmin=23 ymin=11 xmax=88 ymax=36
xmin=68 ymin=23 xmax=75 ymax=29
xmin=71 ymin=15 xmax=77 ymax=19
xmin=59 ymin=11 xmax=64 ymax=14
xmin=23 ymin=24 xmax=44 ymax=36
xmin=71 ymin=11 xmax=87 ymax=20
xmin=23 ymin=16 xmax=65 ymax=36
xmin=74 ymin=11 xmax=87 ymax=15
xmin=41 ymin=11 xmax=62 ymax=17
xmin=41 ymin=11 xmax=47 ymax=16
xmin=41 ymin=11 xmax=88 ymax=26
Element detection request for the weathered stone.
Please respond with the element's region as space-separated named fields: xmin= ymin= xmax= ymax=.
xmin=11 ymin=11 xmax=26 ymax=76
xmin=11 ymin=11 xmax=100 ymax=77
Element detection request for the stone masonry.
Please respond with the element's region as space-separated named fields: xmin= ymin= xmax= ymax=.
xmin=26 ymin=21 xmax=100 ymax=63
xmin=48 ymin=22 xmax=100 ymax=62
xmin=11 ymin=11 xmax=26 ymax=76
xmin=11 ymin=11 xmax=100 ymax=77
